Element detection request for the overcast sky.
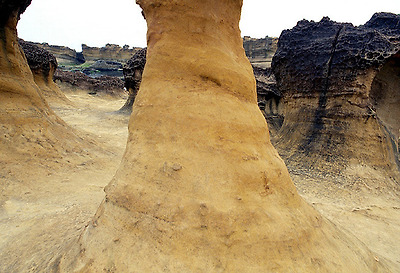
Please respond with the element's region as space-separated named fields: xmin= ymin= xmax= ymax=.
xmin=18 ymin=0 xmax=400 ymax=51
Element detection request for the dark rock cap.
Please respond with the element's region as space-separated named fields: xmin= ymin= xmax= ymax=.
xmin=0 ymin=0 xmax=32 ymax=24
xmin=19 ymin=39 xmax=58 ymax=74
xmin=272 ymin=12 xmax=400 ymax=97
xmin=123 ymin=48 xmax=147 ymax=89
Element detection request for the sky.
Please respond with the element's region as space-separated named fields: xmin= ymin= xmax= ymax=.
xmin=18 ymin=0 xmax=400 ymax=52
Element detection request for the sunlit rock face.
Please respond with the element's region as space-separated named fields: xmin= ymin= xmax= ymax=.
xmin=272 ymin=13 xmax=400 ymax=182
xmin=57 ymin=1 xmax=389 ymax=272
xmin=0 ymin=0 xmax=84 ymax=163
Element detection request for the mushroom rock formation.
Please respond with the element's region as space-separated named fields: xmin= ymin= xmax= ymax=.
xmin=272 ymin=13 xmax=400 ymax=180
xmin=18 ymin=39 xmax=70 ymax=103
xmin=0 ymin=0 xmax=85 ymax=164
xmin=57 ymin=1 xmax=389 ymax=272
xmin=119 ymin=47 xmax=146 ymax=113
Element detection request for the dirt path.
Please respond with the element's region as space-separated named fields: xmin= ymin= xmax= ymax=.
xmin=0 ymin=92 xmax=399 ymax=272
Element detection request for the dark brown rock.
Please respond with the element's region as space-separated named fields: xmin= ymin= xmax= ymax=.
xmin=19 ymin=39 xmax=58 ymax=78
xmin=19 ymin=39 xmax=70 ymax=103
xmin=0 ymin=0 xmax=31 ymax=24
xmin=271 ymin=12 xmax=400 ymax=180
xmin=119 ymin=48 xmax=146 ymax=113
xmin=54 ymin=69 xmax=126 ymax=97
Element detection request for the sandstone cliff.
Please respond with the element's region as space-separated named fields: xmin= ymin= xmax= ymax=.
xmin=243 ymin=36 xmax=278 ymax=68
xmin=272 ymin=13 xmax=400 ymax=187
xmin=56 ymin=1 xmax=388 ymax=272
xmin=81 ymin=43 xmax=141 ymax=63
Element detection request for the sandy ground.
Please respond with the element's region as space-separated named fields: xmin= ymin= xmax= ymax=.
xmin=0 ymin=91 xmax=399 ymax=272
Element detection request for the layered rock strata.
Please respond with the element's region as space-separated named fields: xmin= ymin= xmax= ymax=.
xmin=272 ymin=13 xmax=400 ymax=180
xmin=57 ymin=1 xmax=388 ymax=272
xmin=81 ymin=43 xmax=141 ymax=62
xmin=19 ymin=39 xmax=70 ymax=103
xmin=243 ymin=36 xmax=278 ymax=68
xmin=33 ymin=42 xmax=85 ymax=65
xmin=0 ymin=0 xmax=84 ymax=163
xmin=119 ymin=47 xmax=146 ymax=113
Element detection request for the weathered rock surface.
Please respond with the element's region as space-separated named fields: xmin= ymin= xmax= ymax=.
xmin=0 ymin=0 xmax=86 ymax=164
xmin=54 ymin=69 xmax=126 ymax=97
xmin=19 ymin=39 xmax=70 ymax=103
xmin=243 ymin=36 xmax=278 ymax=68
xmin=272 ymin=13 xmax=400 ymax=182
xmin=119 ymin=47 xmax=146 ymax=113
xmin=56 ymin=1 xmax=388 ymax=272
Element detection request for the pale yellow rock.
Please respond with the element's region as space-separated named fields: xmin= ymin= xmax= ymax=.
xmin=0 ymin=10 xmax=83 ymax=163
xmin=57 ymin=0 xmax=389 ymax=272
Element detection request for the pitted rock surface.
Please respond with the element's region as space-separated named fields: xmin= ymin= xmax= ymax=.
xmin=271 ymin=12 xmax=400 ymax=177
xmin=19 ymin=39 xmax=58 ymax=76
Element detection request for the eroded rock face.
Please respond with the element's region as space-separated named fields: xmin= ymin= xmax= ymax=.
xmin=119 ymin=47 xmax=146 ymax=113
xmin=19 ymin=39 xmax=70 ymax=103
xmin=272 ymin=13 xmax=400 ymax=179
xmin=57 ymin=1 xmax=389 ymax=272
xmin=0 ymin=0 xmax=85 ymax=164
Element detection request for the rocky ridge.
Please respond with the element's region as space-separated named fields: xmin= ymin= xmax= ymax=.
xmin=54 ymin=70 xmax=125 ymax=97
xmin=31 ymin=42 xmax=85 ymax=65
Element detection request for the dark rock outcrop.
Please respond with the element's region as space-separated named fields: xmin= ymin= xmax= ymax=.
xmin=272 ymin=12 xmax=400 ymax=181
xmin=119 ymin=47 xmax=146 ymax=113
xmin=19 ymin=39 xmax=70 ymax=103
xmin=19 ymin=38 xmax=57 ymax=74
xmin=54 ymin=69 xmax=126 ymax=97
xmin=0 ymin=0 xmax=31 ymax=24
xmin=253 ymin=66 xmax=282 ymax=134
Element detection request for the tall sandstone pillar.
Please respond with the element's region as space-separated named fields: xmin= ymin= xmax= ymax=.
xmin=58 ymin=0 xmax=388 ymax=272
